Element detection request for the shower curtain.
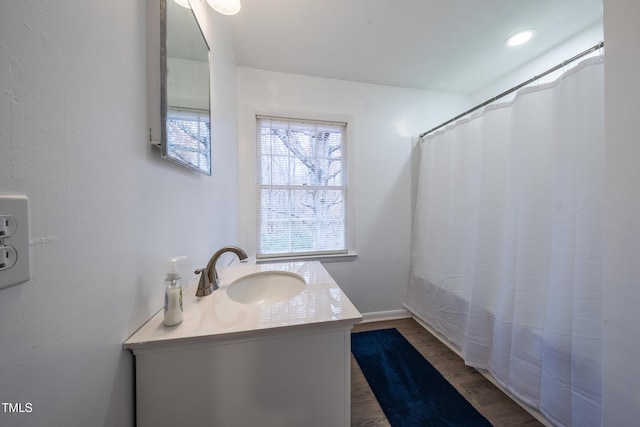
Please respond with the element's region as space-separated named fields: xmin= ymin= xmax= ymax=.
xmin=405 ymin=56 xmax=603 ymax=427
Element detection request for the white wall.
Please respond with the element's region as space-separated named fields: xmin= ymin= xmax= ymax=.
xmin=0 ymin=1 xmax=238 ymax=426
xmin=237 ymin=68 xmax=468 ymax=314
xmin=602 ymin=0 xmax=640 ymax=424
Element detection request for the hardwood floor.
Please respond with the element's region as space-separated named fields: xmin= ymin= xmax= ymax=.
xmin=351 ymin=318 xmax=545 ymax=427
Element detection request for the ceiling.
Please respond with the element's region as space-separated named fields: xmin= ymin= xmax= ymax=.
xmin=229 ymin=0 xmax=603 ymax=94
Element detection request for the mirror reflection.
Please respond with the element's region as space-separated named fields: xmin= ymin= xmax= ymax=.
xmin=162 ymin=0 xmax=212 ymax=175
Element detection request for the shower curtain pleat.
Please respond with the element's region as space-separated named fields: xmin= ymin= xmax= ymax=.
xmin=405 ymin=56 xmax=604 ymax=427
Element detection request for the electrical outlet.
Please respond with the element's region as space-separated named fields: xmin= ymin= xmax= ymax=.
xmin=0 ymin=196 xmax=30 ymax=290
xmin=0 ymin=245 xmax=17 ymax=270
xmin=0 ymin=214 xmax=17 ymax=237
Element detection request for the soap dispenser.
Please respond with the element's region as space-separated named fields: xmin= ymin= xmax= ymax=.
xmin=164 ymin=256 xmax=185 ymax=327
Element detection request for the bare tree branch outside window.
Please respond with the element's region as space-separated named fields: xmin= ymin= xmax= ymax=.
xmin=167 ymin=110 xmax=211 ymax=174
xmin=257 ymin=117 xmax=347 ymax=257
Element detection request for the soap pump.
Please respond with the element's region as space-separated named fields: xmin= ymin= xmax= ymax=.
xmin=164 ymin=256 xmax=186 ymax=327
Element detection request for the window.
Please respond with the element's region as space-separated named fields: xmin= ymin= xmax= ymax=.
xmin=256 ymin=115 xmax=348 ymax=258
xmin=166 ymin=109 xmax=211 ymax=174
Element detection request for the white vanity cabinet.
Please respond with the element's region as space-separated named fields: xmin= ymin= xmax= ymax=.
xmin=131 ymin=325 xmax=353 ymax=426
xmin=125 ymin=261 xmax=362 ymax=427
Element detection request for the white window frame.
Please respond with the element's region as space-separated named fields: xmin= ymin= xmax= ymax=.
xmin=240 ymin=111 xmax=356 ymax=263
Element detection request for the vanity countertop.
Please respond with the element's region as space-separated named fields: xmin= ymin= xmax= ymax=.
xmin=124 ymin=261 xmax=362 ymax=352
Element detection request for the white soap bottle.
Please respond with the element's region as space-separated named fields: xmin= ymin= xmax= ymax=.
xmin=164 ymin=256 xmax=185 ymax=327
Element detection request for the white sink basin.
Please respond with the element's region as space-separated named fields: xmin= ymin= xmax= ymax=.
xmin=226 ymin=271 xmax=306 ymax=305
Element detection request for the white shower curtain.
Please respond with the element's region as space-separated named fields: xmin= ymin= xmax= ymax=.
xmin=405 ymin=56 xmax=603 ymax=427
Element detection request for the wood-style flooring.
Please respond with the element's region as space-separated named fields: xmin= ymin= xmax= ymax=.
xmin=351 ymin=318 xmax=545 ymax=427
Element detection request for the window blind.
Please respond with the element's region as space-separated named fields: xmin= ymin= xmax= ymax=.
xmin=256 ymin=115 xmax=348 ymax=258
xmin=167 ymin=109 xmax=211 ymax=173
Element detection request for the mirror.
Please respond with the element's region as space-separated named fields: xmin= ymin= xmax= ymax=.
xmin=161 ymin=0 xmax=212 ymax=175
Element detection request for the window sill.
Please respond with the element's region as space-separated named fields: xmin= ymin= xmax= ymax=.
xmin=256 ymin=251 xmax=358 ymax=264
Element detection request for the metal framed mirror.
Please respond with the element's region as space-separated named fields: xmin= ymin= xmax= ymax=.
xmin=160 ymin=0 xmax=212 ymax=175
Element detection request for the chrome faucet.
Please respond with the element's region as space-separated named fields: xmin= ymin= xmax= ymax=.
xmin=194 ymin=246 xmax=248 ymax=296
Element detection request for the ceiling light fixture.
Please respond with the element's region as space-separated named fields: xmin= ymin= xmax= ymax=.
xmin=206 ymin=0 xmax=241 ymax=15
xmin=173 ymin=0 xmax=191 ymax=9
xmin=505 ymin=30 xmax=536 ymax=47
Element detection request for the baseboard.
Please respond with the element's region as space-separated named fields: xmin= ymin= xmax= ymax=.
xmin=361 ymin=309 xmax=411 ymax=323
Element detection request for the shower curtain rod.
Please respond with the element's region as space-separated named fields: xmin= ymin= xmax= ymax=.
xmin=419 ymin=41 xmax=605 ymax=139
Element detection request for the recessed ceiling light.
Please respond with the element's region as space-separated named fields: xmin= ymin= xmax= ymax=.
xmin=505 ymin=30 xmax=536 ymax=47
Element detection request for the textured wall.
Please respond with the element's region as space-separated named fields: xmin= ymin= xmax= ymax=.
xmin=602 ymin=0 xmax=640 ymax=424
xmin=0 ymin=1 xmax=238 ymax=426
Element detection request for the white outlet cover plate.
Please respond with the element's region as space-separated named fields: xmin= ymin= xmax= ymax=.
xmin=0 ymin=195 xmax=30 ymax=290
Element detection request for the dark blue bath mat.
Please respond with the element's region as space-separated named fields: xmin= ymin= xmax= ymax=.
xmin=351 ymin=328 xmax=492 ymax=427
